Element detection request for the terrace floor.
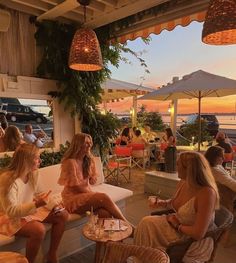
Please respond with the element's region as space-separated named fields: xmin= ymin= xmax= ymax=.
xmin=60 ymin=164 xmax=236 ymax=263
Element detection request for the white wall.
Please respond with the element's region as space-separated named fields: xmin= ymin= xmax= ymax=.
xmin=0 ymin=74 xmax=76 ymax=155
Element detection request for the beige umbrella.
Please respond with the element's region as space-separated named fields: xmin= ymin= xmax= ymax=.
xmin=101 ymin=79 xmax=154 ymax=126
xmin=101 ymin=79 xmax=154 ymax=102
xmin=140 ymin=70 xmax=236 ymax=150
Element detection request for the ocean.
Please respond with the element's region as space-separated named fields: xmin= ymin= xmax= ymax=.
xmin=116 ymin=113 xmax=236 ymax=130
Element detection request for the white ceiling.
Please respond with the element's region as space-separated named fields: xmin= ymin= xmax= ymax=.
xmin=0 ymin=0 xmax=171 ymax=28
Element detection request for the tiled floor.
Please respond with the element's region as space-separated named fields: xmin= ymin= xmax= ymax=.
xmin=61 ymin=166 xmax=236 ymax=263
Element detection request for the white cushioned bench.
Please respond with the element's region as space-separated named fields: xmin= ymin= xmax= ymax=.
xmin=144 ymin=170 xmax=179 ymax=198
xmin=0 ymin=157 xmax=133 ymax=262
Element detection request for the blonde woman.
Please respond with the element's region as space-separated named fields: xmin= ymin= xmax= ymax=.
xmin=58 ymin=133 xmax=127 ymax=220
xmin=135 ymin=151 xmax=219 ymax=262
xmin=0 ymin=144 xmax=68 ymax=263
xmin=0 ymin=125 xmax=25 ymax=152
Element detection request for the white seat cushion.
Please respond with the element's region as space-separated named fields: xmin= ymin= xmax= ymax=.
xmin=39 ymin=164 xmax=63 ymax=194
xmin=93 ymin=157 xmax=105 ymax=185
xmin=0 ymin=234 xmax=15 ymax=246
xmin=92 ymin=183 xmax=133 ymax=203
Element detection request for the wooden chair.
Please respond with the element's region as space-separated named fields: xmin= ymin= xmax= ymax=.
xmin=151 ymin=206 xmax=233 ymax=263
xmin=129 ymin=143 xmax=150 ymax=169
xmin=106 ymin=146 xmax=132 ymax=185
xmin=102 ymin=241 xmax=170 ymax=263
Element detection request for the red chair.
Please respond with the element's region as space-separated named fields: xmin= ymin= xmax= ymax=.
xmin=105 ymin=146 xmax=132 ymax=184
xmin=115 ymin=137 xmax=121 ymax=145
xmin=232 ymin=145 xmax=236 ymax=153
xmin=160 ymin=142 xmax=168 ymax=151
xmin=129 ymin=143 xmax=150 ymax=169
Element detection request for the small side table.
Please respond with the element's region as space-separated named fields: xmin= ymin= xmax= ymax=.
xmin=82 ymin=218 xmax=132 ymax=263
xmin=0 ymin=252 xmax=28 ymax=263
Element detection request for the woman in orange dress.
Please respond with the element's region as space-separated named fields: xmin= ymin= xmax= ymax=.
xmin=0 ymin=144 xmax=68 ymax=263
xmin=58 ymin=133 xmax=127 ymax=220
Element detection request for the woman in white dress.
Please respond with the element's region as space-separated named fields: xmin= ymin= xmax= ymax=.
xmin=0 ymin=144 xmax=68 ymax=263
xmin=134 ymin=151 xmax=219 ymax=262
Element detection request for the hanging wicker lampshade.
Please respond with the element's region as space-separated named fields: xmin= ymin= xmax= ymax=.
xmin=202 ymin=0 xmax=236 ymax=45
xmin=69 ymin=27 xmax=103 ymax=71
xmin=68 ymin=0 xmax=103 ymax=71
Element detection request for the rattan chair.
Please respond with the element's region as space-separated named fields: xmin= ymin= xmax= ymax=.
xmin=102 ymin=241 xmax=170 ymax=263
xmin=151 ymin=206 xmax=233 ymax=263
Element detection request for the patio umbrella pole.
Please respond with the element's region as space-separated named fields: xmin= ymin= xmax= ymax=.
xmin=198 ymin=92 xmax=201 ymax=152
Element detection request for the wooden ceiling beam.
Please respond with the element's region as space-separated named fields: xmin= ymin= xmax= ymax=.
xmin=11 ymin=0 xmax=51 ymax=11
xmin=1 ymin=0 xmax=43 ymax=16
xmin=96 ymin=0 xmax=118 ymax=8
xmin=87 ymin=1 xmax=106 ymax=13
xmin=40 ymin=0 xmax=59 ymax=5
xmin=72 ymin=6 xmax=94 ymax=17
xmin=86 ymin=0 xmax=169 ymax=28
xmin=63 ymin=11 xmax=83 ymax=22
xmin=37 ymin=0 xmax=79 ymax=21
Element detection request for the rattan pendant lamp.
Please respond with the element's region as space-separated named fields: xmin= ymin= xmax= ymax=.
xmin=68 ymin=0 xmax=103 ymax=71
xmin=202 ymin=0 xmax=236 ymax=45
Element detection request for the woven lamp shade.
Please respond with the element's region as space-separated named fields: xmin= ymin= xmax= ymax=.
xmin=69 ymin=28 xmax=103 ymax=71
xmin=202 ymin=0 xmax=236 ymax=45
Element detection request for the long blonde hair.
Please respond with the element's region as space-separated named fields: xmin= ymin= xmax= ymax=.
xmin=178 ymin=151 xmax=220 ymax=208
xmin=62 ymin=133 xmax=94 ymax=178
xmin=0 ymin=144 xmax=39 ymax=198
xmin=3 ymin=125 xmax=22 ymax=151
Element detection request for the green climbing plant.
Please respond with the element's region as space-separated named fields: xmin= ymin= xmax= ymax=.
xmin=0 ymin=143 xmax=70 ymax=169
xmin=34 ymin=20 xmax=149 ymax=157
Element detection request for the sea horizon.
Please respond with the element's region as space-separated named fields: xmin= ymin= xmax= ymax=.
xmin=114 ymin=112 xmax=236 ymax=130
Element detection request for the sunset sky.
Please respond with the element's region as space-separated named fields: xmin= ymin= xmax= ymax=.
xmin=106 ymin=22 xmax=236 ymax=115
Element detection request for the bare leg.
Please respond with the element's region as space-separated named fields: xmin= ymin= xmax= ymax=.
xmin=16 ymin=221 xmax=46 ymax=263
xmin=95 ymin=208 xmax=111 ymax=218
xmin=74 ymin=193 xmax=127 ymax=221
xmin=43 ymin=210 xmax=69 ymax=263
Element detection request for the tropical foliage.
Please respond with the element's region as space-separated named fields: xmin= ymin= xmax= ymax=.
xmin=177 ymin=120 xmax=212 ymax=146
xmin=34 ymin=20 xmax=149 ymax=156
xmin=137 ymin=105 xmax=166 ymax=131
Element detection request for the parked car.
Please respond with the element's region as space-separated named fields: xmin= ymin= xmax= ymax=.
xmin=179 ymin=114 xmax=219 ymax=136
xmin=0 ymin=103 xmax=49 ymax=123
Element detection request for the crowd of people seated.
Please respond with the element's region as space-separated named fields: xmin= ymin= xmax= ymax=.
xmin=0 ymin=129 xmax=235 ymax=263
xmin=0 ymin=124 xmax=46 ymax=152
xmin=113 ymin=125 xmax=177 ymax=170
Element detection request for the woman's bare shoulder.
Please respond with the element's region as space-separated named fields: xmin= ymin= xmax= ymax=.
xmin=197 ymin=186 xmax=216 ymax=199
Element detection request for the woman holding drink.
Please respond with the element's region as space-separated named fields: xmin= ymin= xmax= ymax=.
xmin=135 ymin=151 xmax=219 ymax=262
xmin=0 ymin=144 xmax=68 ymax=263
